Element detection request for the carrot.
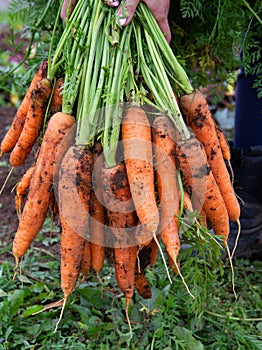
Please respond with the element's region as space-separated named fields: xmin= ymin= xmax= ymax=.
xmin=215 ymin=124 xmax=230 ymax=162
xmin=0 ymin=59 xmax=48 ymax=156
xmin=59 ymin=213 xmax=85 ymax=299
xmin=55 ymin=144 xmax=92 ymax=331
xmin=81 ymin=240 xmax=91 ymax=280
xmin=121 ymin=106 xmax=159 ymax=245
xmin=152 ymin=116 xmax=180 ymax=273
xmin=176 ymin=136 xmax=230 ymax=240
xmin=55 ymin=211 xmax=86 ymax=332
xmin=101 ymin=162 xmax=138 ymax=248
xmin=90 ymin=142 xmax=105 ymax=274
xmin=12 ymin=112 xmax=75 ymax=265
xmin=15 ymin=164 xmax=35 ymax=217
xmin=135 ymin=269 xmax=152 ymax=299
xmin=101 ymin=162 xmax=138 ymax=335
xmin=10 ymin=78 xmax=52 ymax=167
xmin=49 ymin=77 xmax=64 ymax=116
xmin=76 ymin=145 xmax=93 ymax=280
xmin=58 ymin=144 xmax=93 ymax=272
xmin=180 ymin=90 xmax=240 ymax=222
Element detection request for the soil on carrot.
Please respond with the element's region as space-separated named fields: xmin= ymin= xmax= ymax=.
xmin=0 ymin=106 xmax=60 ymax=261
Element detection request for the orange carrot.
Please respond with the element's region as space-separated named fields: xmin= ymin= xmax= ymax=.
xmin=60 ymin=213 xmax=85 ymax=300
xmin=134 ymin=270 xmax=152 ymax=299
xmin=0 ymin=60 xmax=48 ymax=156
xmin=121 ymin=106 xmax=159 ymax=245
xmin=180 ymin=90 xmax=240 ymax=222
xmin=12 ymin=112 xmax=75 ymax=264
xmin=101 ymin=162 xmax=138 ymax=334
xmin=215 ymin=124 xmax=231 ymax=162
xmin=10 ymin=78 xmax=52 ymax=167
xmin=176 ymin=136 xmax=230 ymax=240
xmin=49 ymin=77 xmax=64 ymax=116
xmin=152 ymin=116 xmax=180 ymax=269
xmin=90 ymin=142 xmax=105 ymax=274
xmin=58 ymin=145 xmax=92 ymax=303
xmin=15 ymin=164 xmax=35 ymax=217
xmin=81 ymin=240 xmax=92 ymax=280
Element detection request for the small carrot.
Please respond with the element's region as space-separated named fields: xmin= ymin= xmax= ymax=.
xmin=12 ymin=112 xmax=75 ymax=265
xmin=121 ymin=106 xmax=159 ymax=245
xmin=15 ymin=164 xmax=35 ymax=217
xmin=10 ymin=78 xmax=52 ymax=167
xmin=90 ymin=142 xmax=105 ymax=274
xmin=215 ymin=124 xmax=231 ymax=162
xmin=81 ymin=240 xmax=91 ymax=280
xmin=135 ymin=269 xmax=152 ymax=299
xmin=49 ymin=77 xmax=64 ymax=116
xmin=0 ymin=59 xmax=48 ymax=156
xmin=180 ymin=90 xmax=240 ymax=222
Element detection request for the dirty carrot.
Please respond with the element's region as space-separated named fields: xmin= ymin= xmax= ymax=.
xmin=0 ymin=59 xmax=48 ymax=156
xmin=152 ymin=116 xmax=180 ymax=283
xmin=180 ymin=90 xmax=240 ymax=222
xmin=15 ymin=164 xmax=35 ymax=217
xmin=49 ymin=77 xmax=64 ymax=116
xmin=12 ymin=112 xmax=75 ymax=266
xmin=101 ymin=162 xmax=138 ymax=335
xmin=90 ymin=142 xmax=105 ymax=274
xmin=122 ymin=106 xmax=159 ymax=245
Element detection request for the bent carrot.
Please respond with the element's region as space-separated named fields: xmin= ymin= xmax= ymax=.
xmin=10 ymin=78 xmax=52 ymax=167
xmin=122 ymin=106 xmax=159 ymax=245
xmin=180 ymin=90 xmax=240 ymax=222
xmin=12 ymin=112 xmax=75 ymax=265
xmin=0 ymin=59 xmax=48 ymax=156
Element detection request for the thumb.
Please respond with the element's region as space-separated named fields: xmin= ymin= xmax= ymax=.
xmin=117 ymin=0 xmax=140 ymax=26
xmin=157 ymin=19 xmax=171 ymax=43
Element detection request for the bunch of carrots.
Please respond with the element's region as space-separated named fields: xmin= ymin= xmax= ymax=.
xmin=1 ymin=0 xmax=241 ymax=335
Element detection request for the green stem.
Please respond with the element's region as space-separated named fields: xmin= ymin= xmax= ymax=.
xmin=137 ymin=3 xmax=193 ymax=94
xmin=241 ymin=0 xmax=262 ymax=25
xmin=62 ymin=1 xmax=91 ymax=115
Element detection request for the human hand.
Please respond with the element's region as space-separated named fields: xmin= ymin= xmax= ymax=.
xmin=106 ymin=0 xmax=171 ymax=43
xmin=60 ymin=0 xmax=77 ymax=22
xmin=61 ymin=0 xmax=171 ymax=43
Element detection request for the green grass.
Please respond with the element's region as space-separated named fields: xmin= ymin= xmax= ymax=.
xmin=0 ymin=217 xmax=261 ymax=350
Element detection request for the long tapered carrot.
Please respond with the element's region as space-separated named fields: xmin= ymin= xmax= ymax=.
xmin=101 ymin=162 xmax=138 ymax=335
xmin=152 ymin=116 xmax=181 ymax=269
xmin=176 ymin=136 xmax=230 ymax=240
xmin=76 ymin=145 xmax=93 ymax=280
xmin=90 ymin=142 xmax=105 ymax=274
xmin=55 ymin=144 xmax=92 ymax=331
xmin=12 ymin=112 xmax=75 ymax=264
xmin=10 ymin=78 xmax=52 ymax=167
xmin=121 ymin=106 xmax=159 ymax=245
xmin=0 ymin=60 xmax=48 ymax=156
xmin=180 ymin=90 xmax=240 ymax=222
xmin=15 ymin=164 xmax=35 ymax=217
